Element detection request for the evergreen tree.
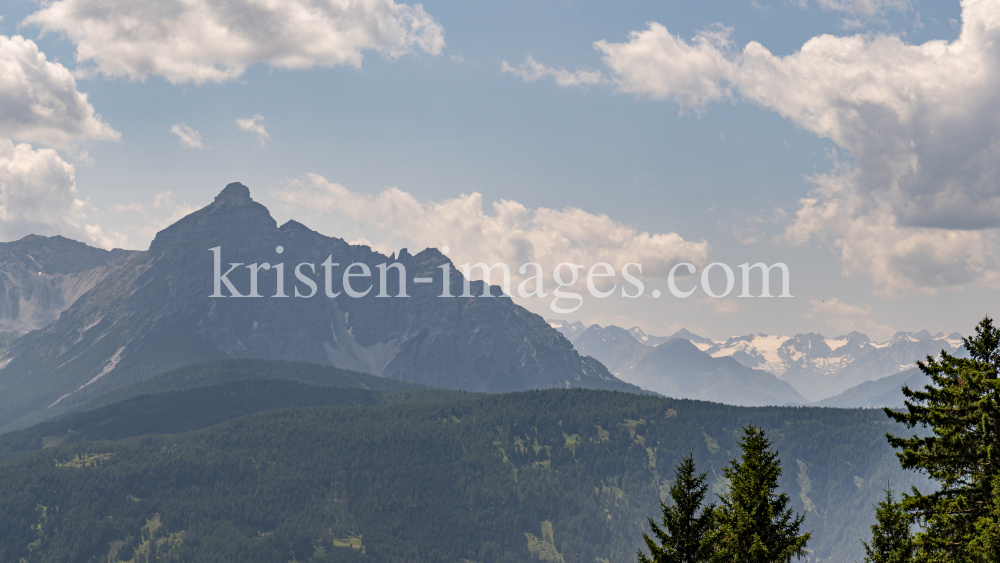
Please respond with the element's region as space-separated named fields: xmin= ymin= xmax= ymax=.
xmin=968 ymin=475 xmax=1000 ymax=563
xmin=639 ymin=453 xmax=715 ymax=563
xmin=884 ymin=316 xmax=1000 ymax=560
xmin=709 ymin=425 xmax=810 ymax=563
xmin=861 ymin=487 xmax=914 ymax=563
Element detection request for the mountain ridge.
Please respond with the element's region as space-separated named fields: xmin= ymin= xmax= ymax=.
xmin=0 ymin=182 xmax=640 ymax=432
xmin=0 ymin=235 xmax=139 ymax=334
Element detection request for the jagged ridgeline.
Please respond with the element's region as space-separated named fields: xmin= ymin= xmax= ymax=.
xmin=0 ymin=183 xmax=639 ymax=433
xmin=0 ymin=362 xmax=927 ymax=563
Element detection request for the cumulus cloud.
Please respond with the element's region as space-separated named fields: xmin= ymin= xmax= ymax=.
xmin=271 ymin=174 xmax=710 ymax=286
xmin=588 ymin=0 xmax=1000 ymax=294
xmin=0 ymin=139 xmax=124 ymax=248
xmin=170 ymin=123 xmax=205 ymax=149
xmin=23 ymin=0 xmax=445 ymax=85
xmin=595 ymin=23 xmax=736 ymax=107
xmin=806 ymin=297 xmax=895 ymax=341
xmin=235 ymin=115 xmax=269 ymax=146
xmin=0 ymin=35 xmax=119 ymax=149
xmin=501 ymin=55 xmax=605 ymax=87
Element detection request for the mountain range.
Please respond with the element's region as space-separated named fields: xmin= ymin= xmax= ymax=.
xmin=555 ymin=322 xmax=805 ymax=406
xmin=0 ymin=183 xmax=639 ymax=432
xmin=0 ymin=181 xmax=963 ymax=430
xmin=553 ymin=321 xmax=962 ymax=405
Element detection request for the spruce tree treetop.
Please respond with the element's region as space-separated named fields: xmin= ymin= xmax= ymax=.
xmin=639 ymin=453 xmax=715 ymax=563
xmin=710 ymin=425 xmax=810 ymax=563
xmin=861 ymin=487 xmax=914 ymax=563
xmin=884 ymin=316 xmax=1000 ymax=559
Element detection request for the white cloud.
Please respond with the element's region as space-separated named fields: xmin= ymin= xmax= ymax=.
xmin=272 ymin=174 xmax=711 ymax=284
xmin=806 ymin=297 xmax=895 ymax=341
xmin=594 ymin=23 xmax=736 ymax=107
xmin=501 ymin=55 xmax=605 ymax=87
xmin=589 ymin=0 xmax=1000 ymax=294
xmin=0 ymin=139 xmax=125 ymax=248
xmin=170 ymin=123 xmax=206 ymax=149
xmin=235 ymin=115 xmax=269 ymax=146
xmin=0 ymin=35 xmax=119 ymax=149
xmin=24 ymin=0 xmax=445 ymax=85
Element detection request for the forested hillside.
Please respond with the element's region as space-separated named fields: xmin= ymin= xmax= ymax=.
xmin=0 ymin=383 xmax=928 ymax=562
xmin=0 ymin=379 xmax=465 ymax=462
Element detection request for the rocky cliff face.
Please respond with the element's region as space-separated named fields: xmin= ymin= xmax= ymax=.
xmin=0 ymin=236 xmax=139 ymax=333
xmin=0 ymin=183 xmax=639 ymax=431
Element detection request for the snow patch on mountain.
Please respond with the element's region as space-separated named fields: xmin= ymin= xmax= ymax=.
xmin=551 ymin=319 xmax=968 ymax=402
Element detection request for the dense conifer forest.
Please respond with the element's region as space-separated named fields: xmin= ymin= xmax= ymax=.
xmin=0 ymin=361 xmax=929 ymax=563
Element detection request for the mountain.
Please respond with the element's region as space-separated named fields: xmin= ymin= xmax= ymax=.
xmin=816 ymin=367 xmax=931 ymax=409
xmin=0 ymin=235 xmax=139 ymax=334
xmin=566 ymin=325 xmax=806 ymax=406
xmin=627 ymin=326 xmax=672 ymax=346
xmin=695 ymin=330 xmax=964 ymax=401
xmin=546 ymin=319 xmax=671 ymax=347
xmin=0 ymin=183 xmax=639 ymax=432
xmin=0 ymin=381 xmax=929 ymax=563
xmin=618 ymin=338 xmax=809 ymax=406
xmin=573 ymin=324 xmax=649 ymax=374
xmin=662 ymin=327 xmax=715 ymax=347
xmin=563 ymin=321 xmax=964 ymax=402
xmin=548 ymin=319 xmax=586 ymax=341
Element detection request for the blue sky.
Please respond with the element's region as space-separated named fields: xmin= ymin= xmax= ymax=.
xmin=0 ymin=0 xmax=996 ymax=340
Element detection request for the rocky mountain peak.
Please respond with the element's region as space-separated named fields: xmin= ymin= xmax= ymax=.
xmin=214 ymin=182 xmax=252 ymax=204
xmin=839 ymin=331 xmax=871 ymax=343
xmin=668 ymin=328 xmax=714 ymax=346
xmin=278 ymin=219 xmax=312 ymax=234
xmin=149 ymin=182 xmax=277 ymax=253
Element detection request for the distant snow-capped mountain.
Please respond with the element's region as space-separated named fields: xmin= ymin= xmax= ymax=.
xmin=560 ymin=323 xmax=806 ymax=406
xmin=550 ymin=320 xmax=965 ymax=402
xmin=696 ymin=330 xmax=964 ymax=401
